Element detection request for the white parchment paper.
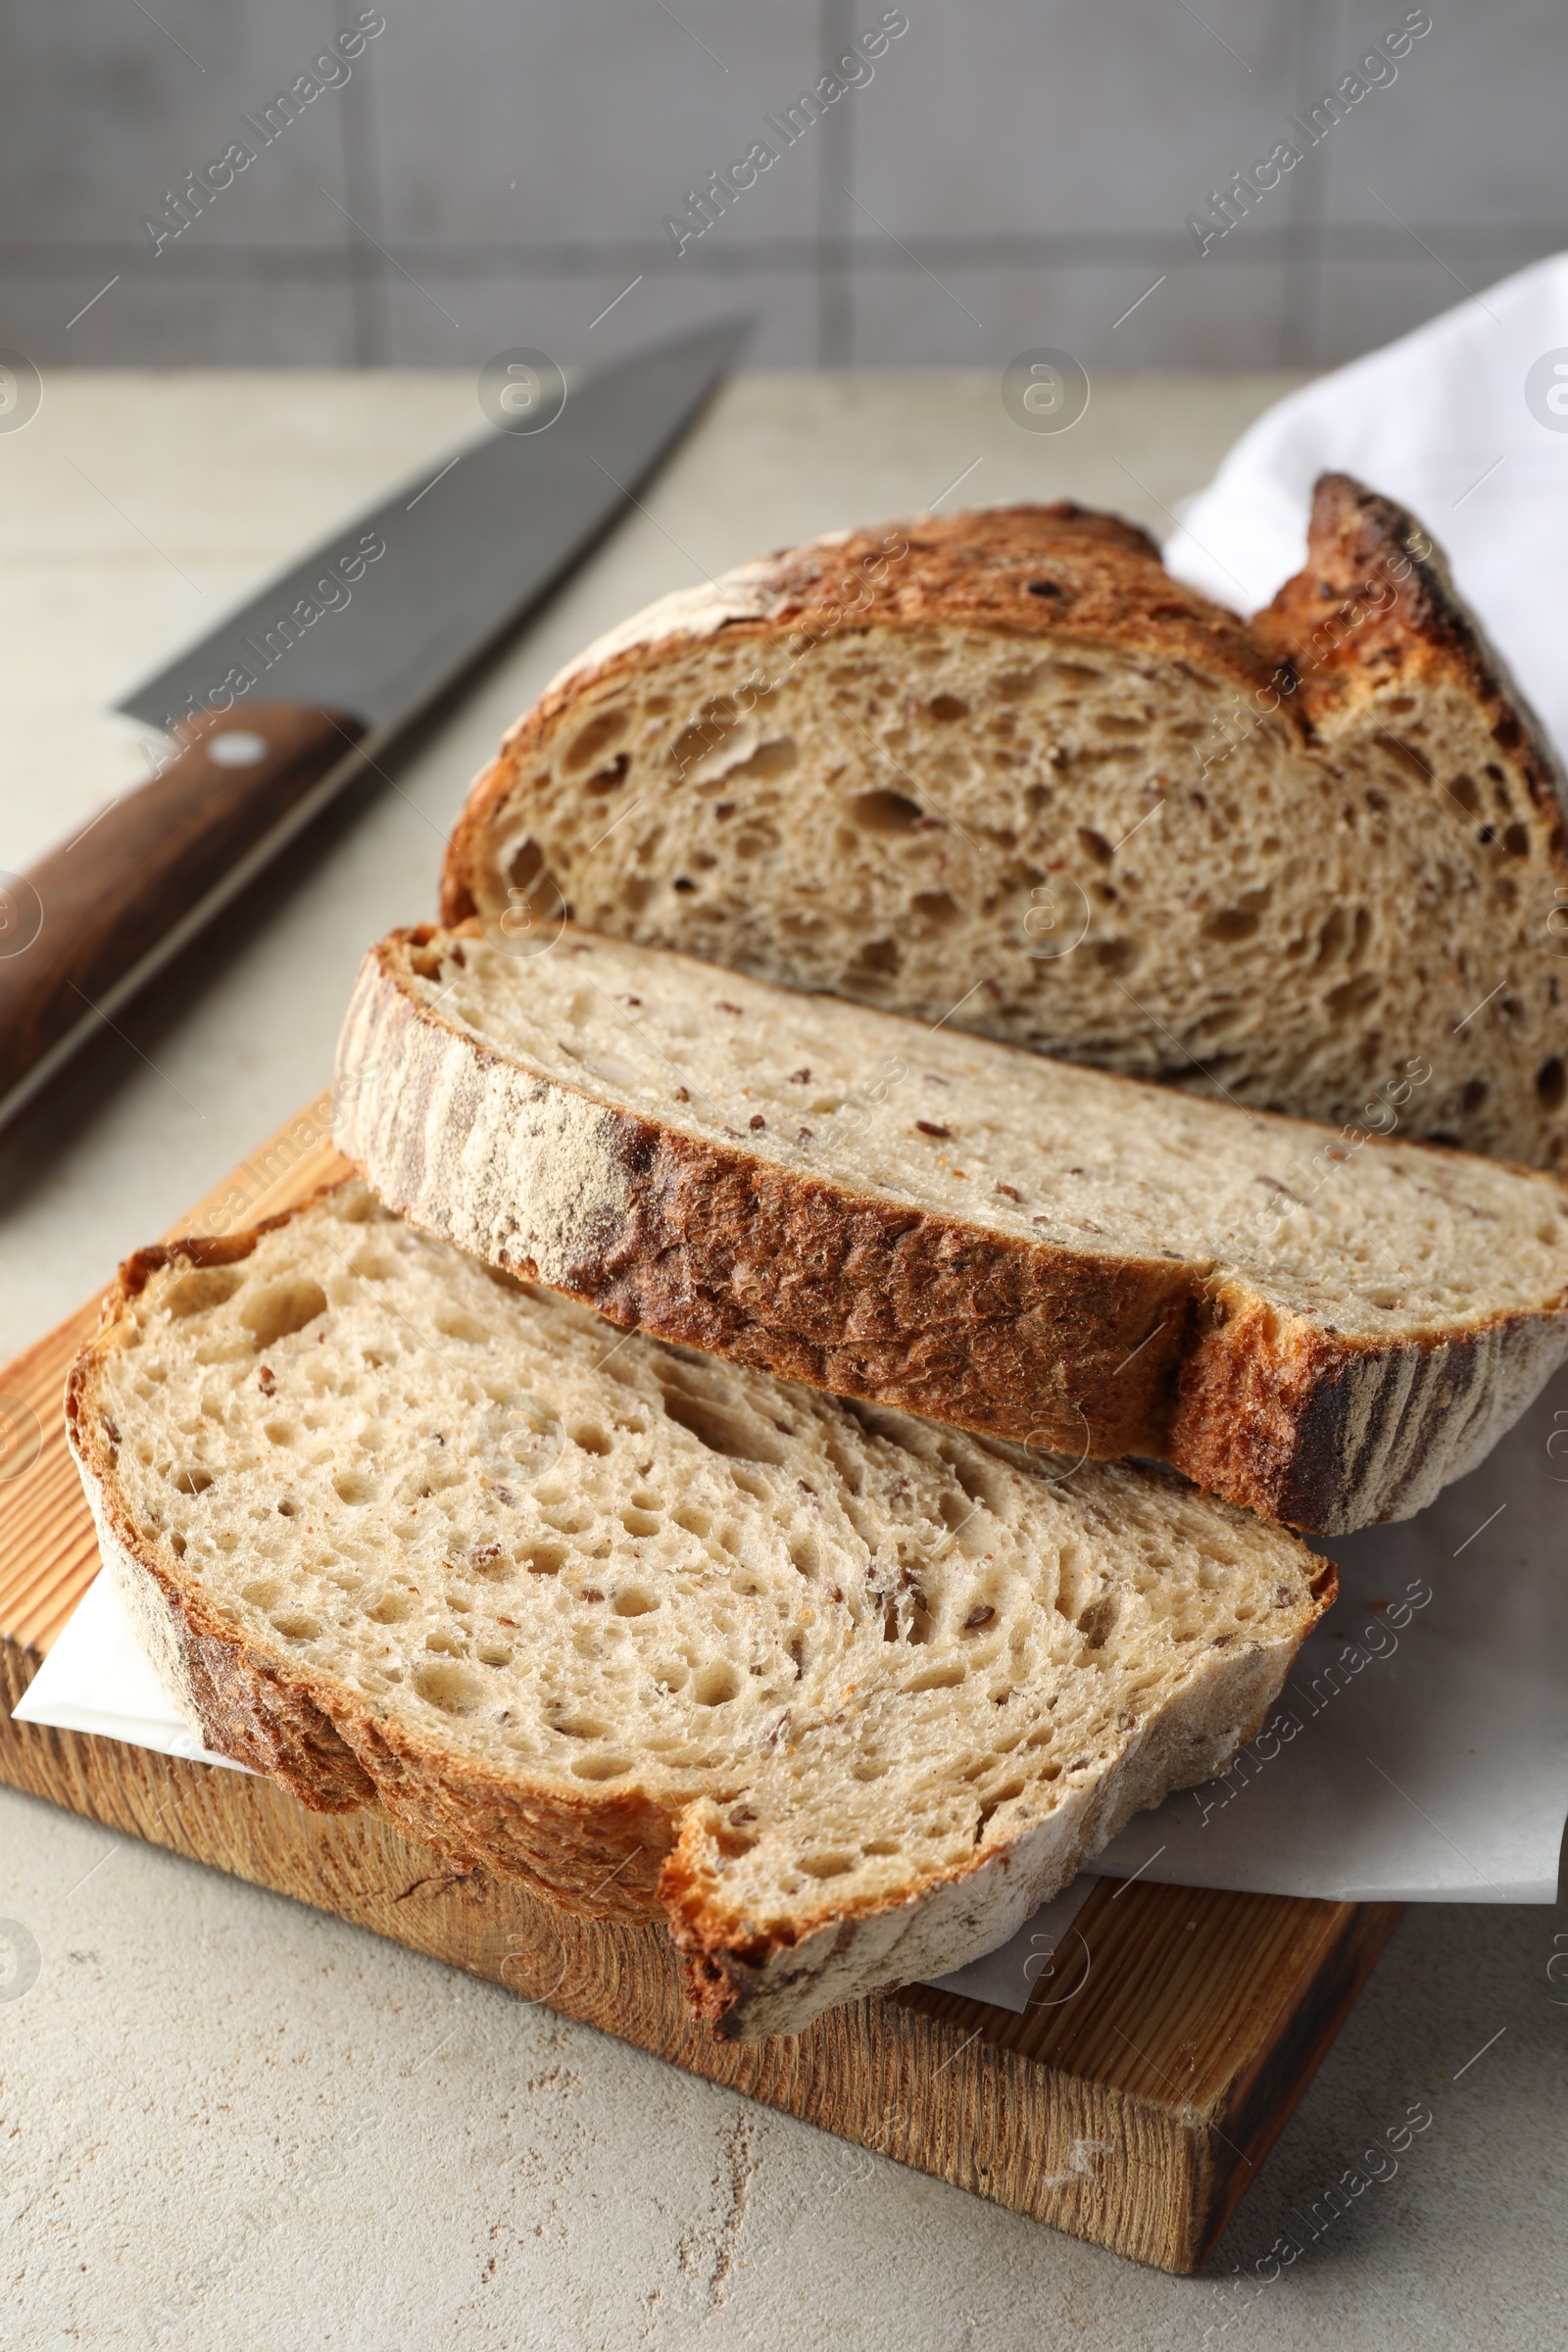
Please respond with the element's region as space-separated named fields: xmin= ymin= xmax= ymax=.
xmin=15 ymin=1571 xmax=253 ymax=1773
xmin=1082 ymin=1364 xmax=1568 ymax=1903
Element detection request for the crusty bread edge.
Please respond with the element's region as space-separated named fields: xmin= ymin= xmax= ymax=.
xmin=1256 ymin=471 xmax=1568 ymax=844
xmin=1172 ymin=1280 xmax=1568 ymax=1534
xmin=334 ymin=927 xmax=1568 ymax=1534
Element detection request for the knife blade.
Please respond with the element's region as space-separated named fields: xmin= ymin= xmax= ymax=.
xmin=0 ymin=315 xmax=750 ymax=1133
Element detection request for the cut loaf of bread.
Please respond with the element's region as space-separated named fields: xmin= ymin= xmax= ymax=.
xmin=67 ymin=1182 xmax=1330 ymax=2040
xmin=335 ymin=923 xmax=1568 ymax=1535
xmin=443 ymin=479 xmax=1568 ymax=1171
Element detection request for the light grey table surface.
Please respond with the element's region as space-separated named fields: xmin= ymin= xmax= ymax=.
xmin=3 ymin=371 xmax=1565 ymax=2352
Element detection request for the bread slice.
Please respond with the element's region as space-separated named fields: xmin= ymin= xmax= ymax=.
xmin=67 ymin=1182 xmax=1329 ymax=2039
xmin=441 ymin=481 xmax=1568 ymax=1172
xmin=334 ymin=922 xmax=1568 ymax=1536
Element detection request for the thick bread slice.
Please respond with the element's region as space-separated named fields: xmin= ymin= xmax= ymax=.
xmin=335 ymin=923 xmax=1568 ymax=1535
xmin=66 ymin=1182 xmax=1330 ymax=2040
xmin=441 ymin=484 xmax=1568 ymax=1171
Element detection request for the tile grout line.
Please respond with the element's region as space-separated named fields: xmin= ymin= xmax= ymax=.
xmin=815 ymin=0 xmax=856 ymax=366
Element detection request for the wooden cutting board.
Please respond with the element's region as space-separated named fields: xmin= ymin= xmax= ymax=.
xmin=0 ymin=1095 xmax=1402 ymax=2274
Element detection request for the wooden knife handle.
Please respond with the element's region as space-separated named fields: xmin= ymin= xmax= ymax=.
xmin=0 ymin=703 xmax=364 ymax=1118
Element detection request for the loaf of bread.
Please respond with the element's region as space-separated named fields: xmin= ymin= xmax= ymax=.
xmin=442 ymin=478 xmax=1568 ymax=1171
xmin=66 ymin=1182 xmax=1330 ymax=2039
xmin=334 ymin=922 xmax=1568 ymax=1535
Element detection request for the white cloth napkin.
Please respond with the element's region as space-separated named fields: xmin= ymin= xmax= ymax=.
xmin=1163 ymin=250 xmax=1568 ymax=764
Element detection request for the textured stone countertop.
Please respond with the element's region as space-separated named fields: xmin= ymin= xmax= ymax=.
xmin=2 ymin=369 xmax=1564 ymax=2351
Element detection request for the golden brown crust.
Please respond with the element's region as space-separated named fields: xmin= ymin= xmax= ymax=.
xmin=577 ymin=1127 xmax=1197 ymax=1461
xmin=337 ymin=931 xmax=1568 ymax=1534
xmin=440 ymin=503 xmax=1290 ymax=925
xmin=1254 ymin=471 xmax=1568 ymax=850
xmin=1169 ymin=1275 xmax=1568 ymax=1531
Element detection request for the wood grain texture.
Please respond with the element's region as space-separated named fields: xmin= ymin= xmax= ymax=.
xmin=0 ymin=705 xmax=362 ymax=1111
xmin=0 ymin=1098 xmax=1404 ymax=2273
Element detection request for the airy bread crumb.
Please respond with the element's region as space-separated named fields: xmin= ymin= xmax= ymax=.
xmin=68 ymin=1182 xmax=1329 ymax=2038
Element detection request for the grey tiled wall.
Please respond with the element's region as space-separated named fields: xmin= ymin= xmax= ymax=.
xmin=3 ymin=0 xmax=1563 ymax=371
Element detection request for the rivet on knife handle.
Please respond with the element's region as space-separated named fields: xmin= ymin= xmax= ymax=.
xmin=0 ymin=703 xmax=364 ymax=1127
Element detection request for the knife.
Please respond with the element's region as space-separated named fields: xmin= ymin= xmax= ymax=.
xmin=0 ymin=316 xmax=750 ymax=1134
